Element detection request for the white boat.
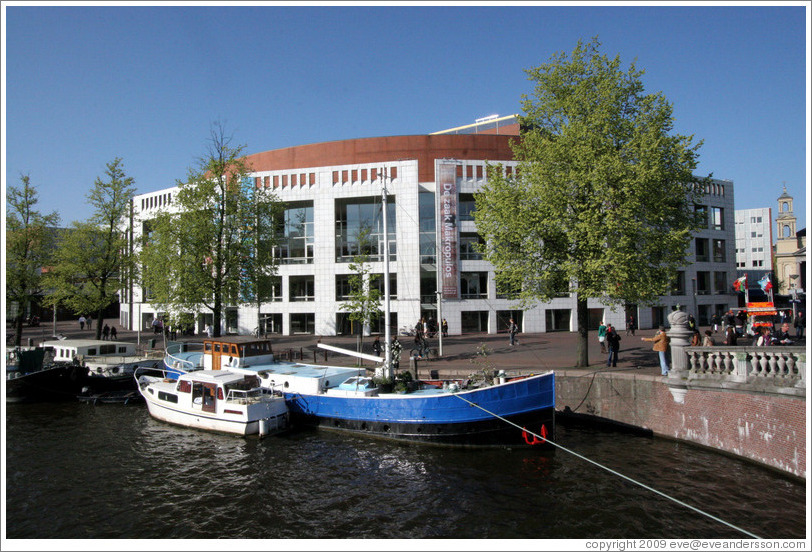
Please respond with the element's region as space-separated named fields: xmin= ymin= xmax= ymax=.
xmin=136 ymin=369 xmax=289 ymax=437
xmin=39 ymin=339 xmax=163 ymax=393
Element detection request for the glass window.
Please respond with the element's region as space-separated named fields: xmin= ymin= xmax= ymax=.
xmin=289 ymin=276 xmax=314 ymax=302
xmin=695 ymin=238 xmax=709 ymax=262
xmin=712 ymin=239 xmax=726 ymax=263
xmin=274 ymin=202 xmax=314 ymax=264
xmin=460 ymin=233 xmax=484 ymax=260
xmin=694 ymin=205 xmax=708 ymax=229
xmin=335 ymin=196 xmax=396 ymax=262
xmin=460 ymin=272 xmax=488 ymax=299
xmin=711 ymin=207 xmax=724 ymax=231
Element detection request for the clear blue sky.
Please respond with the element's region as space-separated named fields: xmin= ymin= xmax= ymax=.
xmin=4 ymin=2 xmax=809 ymax=231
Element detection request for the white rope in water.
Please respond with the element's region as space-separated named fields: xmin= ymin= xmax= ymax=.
xmin=452 ymin=393 xmax=763 ymax=539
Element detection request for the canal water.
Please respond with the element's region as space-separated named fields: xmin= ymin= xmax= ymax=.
xmin=4 ymin=400 xmax=807 ymax=541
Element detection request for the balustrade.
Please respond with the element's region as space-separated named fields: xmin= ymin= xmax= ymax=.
xmin=684 ymin=346 xmax=806 ymax=391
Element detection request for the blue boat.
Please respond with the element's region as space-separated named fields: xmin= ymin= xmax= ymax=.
xmin=161 ymin=337 xmax=555 ymax=447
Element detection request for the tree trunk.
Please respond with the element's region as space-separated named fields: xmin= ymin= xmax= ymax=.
xmin=95 ymin=309 xmax=104 ymax=340
xmin=576 ymin=295 xmax=589 ymax=368
xmin=14 ymin=315 xmax=24 ymax=347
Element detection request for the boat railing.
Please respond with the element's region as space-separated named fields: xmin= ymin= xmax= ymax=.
xmin=225 ymin=387 xmax=277 ymax=405
xmin=164 ymin=341 xmax=205 ymax=371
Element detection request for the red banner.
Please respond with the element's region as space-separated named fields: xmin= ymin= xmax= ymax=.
xmin=437 ymin=162 xmax=459 ymax=300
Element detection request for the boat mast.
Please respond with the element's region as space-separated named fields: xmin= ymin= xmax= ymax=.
xmin=381 ymin=168 xmax=393 ymax=380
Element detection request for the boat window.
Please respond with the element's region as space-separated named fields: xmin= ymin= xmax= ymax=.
xmin=213 ymin=344 xmax=221 ymax=353
xmin=231 ymin=345 xmax=239 ymax=356
xmin=87 ymin=348 xmax=97 ymax=355
xmin=217 ymin=387 xmax=224 ymax=400
xmin=178 ymin=380 xmax=191 ymax=393
xmin=158 ymin=391 xmax=178 ymax=403
xmin=204 ymin=343 xmax=212 ymax=353
xmin=118 ymin=347 xmax=127 ymax=354
xmin=100 ymin=345 xmax=115 ymax=355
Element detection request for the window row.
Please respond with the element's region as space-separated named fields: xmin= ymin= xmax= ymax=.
xmin=673 ymin=271 xmax=730 ymax=295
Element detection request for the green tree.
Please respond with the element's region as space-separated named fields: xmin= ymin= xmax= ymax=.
xmin=5 ymin=175 xmax=61 ymax=345
xmin=139 ymin=123 xmax=281 ymax=337
xmin=44 ymin=158 xmax=136 ymax=339
xmin=342 ymin=224 xmax=383 ymax=362
xmin=475 ymin=37 xmax=704 ymax=367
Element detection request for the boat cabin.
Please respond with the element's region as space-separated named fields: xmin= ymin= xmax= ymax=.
xmin=202 ymin=337 xmax=275 ymax=370
xmin=40 ymin=340 xmax=137 ymax=363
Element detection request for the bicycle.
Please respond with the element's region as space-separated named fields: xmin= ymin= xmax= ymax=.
xmin=409 ymin=343 xmax=432 ymax=360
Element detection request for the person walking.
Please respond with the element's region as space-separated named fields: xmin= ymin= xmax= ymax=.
xmin=723 ymin=326 xmax=737 ymax=346
xmin=441 ymin=318 xmax=448 ymax=337
xmin=642 ymin=326 xmax=670 ymax=376
xmin=78 ymin=315 xmax=86 ymax=330
xmin=102 ymin=324 xmax=110 ymax=340
xmin=372 ymin=336 xmax=382 ymax=357
xmin=711 ymin=313 xmax=720 ymax=334
xmin=508 ymin=318 xmax=519 ymax=346
xmin=598 ymin=321 xmax=608 ymax=354
xmin=625 ymin=314 xmax=636 ymax=336
xmin=110 ymin=326 xmax=118 ymax=340
xmin=702 ymin=330 xmax=715 ymax=347
xmin=606 ymin=325 xmax=621 ymax=367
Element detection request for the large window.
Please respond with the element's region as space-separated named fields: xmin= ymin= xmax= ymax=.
xmin=712 ymin=239 xmax=726 ymax=263
xmin=289 ymin=276 xmax=314 ymax=302
xmin=711 ymin=207 xmax=725 ymax=231
xmin=335 ymin=197 xmax=396 ymax=262
xmin=460 ymin=233 xmax=484 ymax=260
xmin=696 ymin=271 xmax=711 ymax=295
xmin=459 ymin=193 xmax=476 ymax=222
xmin=695 ymin=238 xmax=709 ymax=262
xmin=714 ymin=272 xmax=728 ymax=295
xmin=419 ymin=192 xmax=436 ymax=264
xmin=694 ymin=205 xmax=708 ymax=229
xmin=461 ymin=272 xmax=488 ymax=299
xmin=276 ymin=202 xmax=314 ymax=264
xmin=672 ymin=271 xmax=686 ymax=295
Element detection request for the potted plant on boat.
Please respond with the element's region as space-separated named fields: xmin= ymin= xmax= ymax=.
xmin=373 ymin=375 xmax=393 ymax=393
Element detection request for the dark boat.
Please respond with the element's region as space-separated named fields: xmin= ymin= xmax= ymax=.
xmin=6 ymin=347 xmax=87 ymax=402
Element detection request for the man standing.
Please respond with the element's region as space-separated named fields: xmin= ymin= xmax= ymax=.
xmin=606 ymin=325 xmax=621 ymax=367
xmin=794 ymin=311 xmax=805 ymax=339
xmin=642 ymin=326 xmax=671 ymax=376
xmin=508 ymin=318 xmax=519 ymax=346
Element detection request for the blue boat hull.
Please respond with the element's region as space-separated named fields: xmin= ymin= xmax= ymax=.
xmin=284 ymin=372 xmax=555 ymax=447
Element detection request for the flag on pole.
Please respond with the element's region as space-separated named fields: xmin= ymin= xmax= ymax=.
xmin=733 ymin=275 xmax=747 ymax=292
xmin=758 ymin=274 xmax=773 ymax=292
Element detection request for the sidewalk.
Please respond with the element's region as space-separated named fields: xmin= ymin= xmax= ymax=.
xmin=10 ymin=319 xmax=673 ymax=378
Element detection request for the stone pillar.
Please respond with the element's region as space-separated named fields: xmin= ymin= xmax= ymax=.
xmin=666 ymin=309 xmax=693 ymax=376
xmin=665 ymin=310 xmax=692 ymax=403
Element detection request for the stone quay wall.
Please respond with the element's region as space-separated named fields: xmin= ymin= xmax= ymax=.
xmin=555 ymin=367 xmax=806 ymax=480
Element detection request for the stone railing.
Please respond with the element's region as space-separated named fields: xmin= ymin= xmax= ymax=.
xmin=681 ymin=346 xmax=805 ymax=396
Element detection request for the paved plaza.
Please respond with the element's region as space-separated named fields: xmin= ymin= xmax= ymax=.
xmin=10 ymin=318 xmax=739 ymax=379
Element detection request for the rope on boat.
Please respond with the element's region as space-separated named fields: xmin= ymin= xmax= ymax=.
xmin=451 ymin=393 xmax=763 ymax=540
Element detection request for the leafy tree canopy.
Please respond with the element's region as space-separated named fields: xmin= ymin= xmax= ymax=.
xmin=139 ymin=123 xmax=281 ymax=337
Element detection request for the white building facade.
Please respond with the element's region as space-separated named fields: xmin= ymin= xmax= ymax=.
xmin=120 ymin=133 xmax=738 ymax=336
xmin=735 ymin=207 xmax=773 ymax=271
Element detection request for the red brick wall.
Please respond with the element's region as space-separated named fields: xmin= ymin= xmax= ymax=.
xmin=556 ymin=371 xmax=806 ymax=479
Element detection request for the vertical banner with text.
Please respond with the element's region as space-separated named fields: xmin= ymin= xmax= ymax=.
xmin=436 ymin=161 xmax=460 ymax=300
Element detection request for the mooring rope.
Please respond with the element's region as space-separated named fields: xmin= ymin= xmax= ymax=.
xmin=451 ymin=392 xmax=762 ymax=539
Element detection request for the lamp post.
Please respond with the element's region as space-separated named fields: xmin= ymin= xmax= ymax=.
xmin=789 ymin=274 xmax=799 ymax=320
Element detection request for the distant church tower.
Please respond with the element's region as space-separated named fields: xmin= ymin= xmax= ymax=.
xmin=773 ymin=186 xmax=802 ymax=294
